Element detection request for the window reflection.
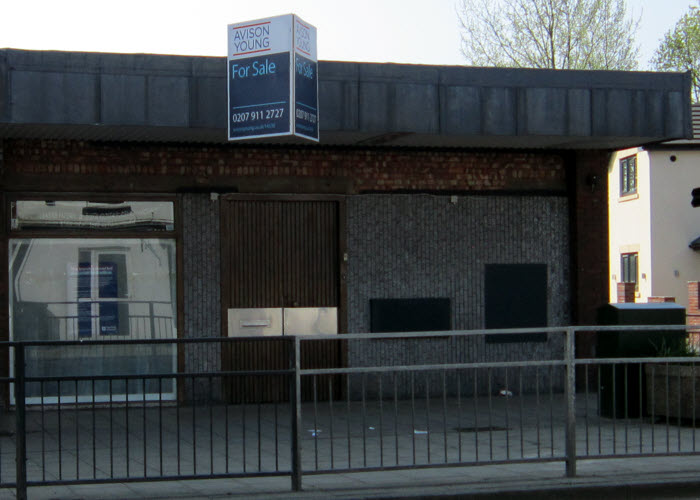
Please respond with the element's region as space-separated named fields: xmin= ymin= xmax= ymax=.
xmin=9 ymin=238 xmax=177 ymax=402
xmin=11 ymin=201 xmax=175 ymax=231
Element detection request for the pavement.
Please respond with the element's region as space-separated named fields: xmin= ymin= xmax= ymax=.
xmin=4 ymin=393 xmax=700 ymax=499
xmin=7 ymin=455 xmax=700 ymax=499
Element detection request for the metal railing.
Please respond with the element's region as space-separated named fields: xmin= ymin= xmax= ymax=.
xmin=1 ymin=325 xmax=698 ymax=499
xmin=13 ymin=300 xmax=176 ymax=341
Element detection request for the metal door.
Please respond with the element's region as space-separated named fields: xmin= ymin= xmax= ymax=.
xmin=221 ymin=197 xmax=344 ymax=402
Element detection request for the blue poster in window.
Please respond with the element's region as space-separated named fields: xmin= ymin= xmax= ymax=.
xmin=77 ymin=262 xmax=92 ymax=338
xmin=98 ymin=262 xmax=119 ymax=335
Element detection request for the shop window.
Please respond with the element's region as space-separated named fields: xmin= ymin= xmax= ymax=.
xmin=620 ymin=155 xmax=637 ymax=196
xmin=8 ymin=199 xmax=177 ymax=404
xmin=11 ymin=200 xmax=174 ymax=231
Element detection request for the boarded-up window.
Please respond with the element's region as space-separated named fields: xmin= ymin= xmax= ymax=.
xmin=485 ymin=264 xmax=547 ymax=343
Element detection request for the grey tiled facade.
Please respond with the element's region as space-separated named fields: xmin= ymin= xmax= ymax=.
xmin=181 ymin=193 xmax=221 ymax=397
xmin=345 ymin=194 xmax=570 ymax=395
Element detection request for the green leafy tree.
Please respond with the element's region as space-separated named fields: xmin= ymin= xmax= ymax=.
xmin=458 ymin=0 xmax=640 ymax=70
xmin=652 ymin=4 xmax=700 ymax=102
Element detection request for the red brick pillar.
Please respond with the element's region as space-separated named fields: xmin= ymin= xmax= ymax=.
xmin=617 ymin=282 xmax=636 ymax=303
xmin=688 ymin=282 xmax=700 ymax=335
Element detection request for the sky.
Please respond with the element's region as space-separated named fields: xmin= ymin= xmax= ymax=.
xmin=0 ymin=0 xmax=696 ymax=70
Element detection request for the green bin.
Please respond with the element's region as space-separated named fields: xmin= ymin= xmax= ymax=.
xmin=596 ymin=303 xmax=686 ymax=418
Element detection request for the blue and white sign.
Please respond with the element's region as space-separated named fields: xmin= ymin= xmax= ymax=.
xmin=227 ymin=14 xmax=319 ymax=142
xmin=293 ymin=17 xmax=318 ymax=141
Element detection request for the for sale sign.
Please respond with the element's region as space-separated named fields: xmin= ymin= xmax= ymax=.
xmin=227 ymin=14 xmax=319 ymax=142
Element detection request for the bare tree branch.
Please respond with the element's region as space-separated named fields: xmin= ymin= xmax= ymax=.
xmin=458 ymin=0 xmax=640 ymax=70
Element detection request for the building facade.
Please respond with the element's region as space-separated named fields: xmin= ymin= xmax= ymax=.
xmin=0 ymin=49 xmax=691 ymax=402
xmin=609 ymin=106 xmax=700 ymax=308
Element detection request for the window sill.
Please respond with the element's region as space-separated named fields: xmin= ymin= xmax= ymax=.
xmin=619 ymin=193 xmax=639 ymax=202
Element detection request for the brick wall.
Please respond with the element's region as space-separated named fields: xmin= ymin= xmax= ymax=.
xmin=571 ymin=151 xmax=609 ymax=366
xmin=688 ymin=282 xmax=700 ymax=334
xmin=617 ymin=282 xmax=636 ymax=303
xmin=1 ymin=139 xmax=567 ymax=194
xmin=648 ymin=296 xmax=676 ymax=303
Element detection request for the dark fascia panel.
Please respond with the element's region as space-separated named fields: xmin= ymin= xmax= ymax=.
xmin=0 ymin=48 xmax=693 ymax=149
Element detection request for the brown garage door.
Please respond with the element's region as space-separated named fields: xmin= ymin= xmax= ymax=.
xmin=221 ymin=197 xmax=344 ymax=402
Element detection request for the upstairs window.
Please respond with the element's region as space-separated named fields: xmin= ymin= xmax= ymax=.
xmin=620 ymin=155 xmax=637 ymax=196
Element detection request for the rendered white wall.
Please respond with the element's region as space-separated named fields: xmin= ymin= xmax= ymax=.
xmin=649 ymin=150 xmax=700 ymax=307
xmin=608 ymin=148 xmax=652 ymax=302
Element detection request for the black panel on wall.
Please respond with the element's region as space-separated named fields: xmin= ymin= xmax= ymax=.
xmin=370 ymin=298 xmax=451 ymax=333
xmin=485 ymin=264 xmax=547 ymax=343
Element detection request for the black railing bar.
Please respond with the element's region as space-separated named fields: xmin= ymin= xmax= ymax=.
xmin=291 ymin=324 xmax=689 ymax=342
xmin=573 ymin=325 xmax=689 ymax=333
xmin=473 ymin=368 xmax=480 ymax=462
xmin=456 ymin=372 xmax=462 ymax=462
xmin=379 ymin=373 xmax=385 ymax=468
xmin=1 ymin=324 xmax=692 ymax=347
xmin=300 ymin=360 xmax=565 ymax=376
xmin=24 ymin=400 xmax=183 ymax=410
xmin=624 ymin=366 xmax=629 ymax=454
xmin=426 ymin=371 xmax=431 ymax=464
xmin=584 ymin=365 xmax=590 ymax=455
xmin=361 ymin=373 xmax=367 ymax=468
xmin=304 ymin=456 xmax=565 ymax=475
xmin=650 ymin=365 xmax=656 ymax=453
xmin=126 ymin=380 xmax=131 ymax=478
xmin=536 ymin=366 xmax=541 ymax=459
xmin=487 ymin=367 xmax=493 ymax=461
xmin=296 ymin=328 xmax=567 ymax=341
xmin=549 ymin=365 xmax=555 ymax=458
xmin=328 ymin=378 xmax=334 ymax=470
xmin=638 ymin=364 xmax=643 ymax=454
xmin=75 ymin=379 xmax=80 ymax=480
xmin=518 ymin=368 xmax=524 ymax=458
xmin=159 ymin=378 xmax=164 ymax=476
xmin=577 ymin=451 xmax=700 ymax=461
xmin=393 ymin=373 xmax=400 ymax=465
xmin=57 ymin=379 xmax=63 ymax=480
xmin=4 ymin=337 xmax=298 ymax=347
xmin=192 ymin=376 xmax=197 ymax=476
xmin=25 ymin=470 xmax=294 ymax=487
xmin=143 ymin=379 xmax=148 ymax=478
xmin=40 ymin=380 xmax=46 ymax=482
xmin=50 ymin=314 xmax=172 ymax=320
xmin=576 ymin=357 xmax=700 ymax=365
xmin=19 ymin=300 xmax=173 ymax=306
xmin=91 ymin=379 xmax=97 ymax=479
xmin=504 ymin=368 xmax=510 ymax=461
xmin=25 ymin=369 xmax=294 ymax=383
xmin=209 ymin=376 xmax=214 ymax=476
xmin=441 ymin=371 xmax=447 ymax=463
xmin=346 ymin=375 xmax=352 ymax=468
xmin=313 ymin=375 xmax=319 ymax=470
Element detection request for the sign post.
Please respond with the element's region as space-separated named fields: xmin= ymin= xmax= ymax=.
xmin=227 ymin=14 xmax=318 ymax=142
